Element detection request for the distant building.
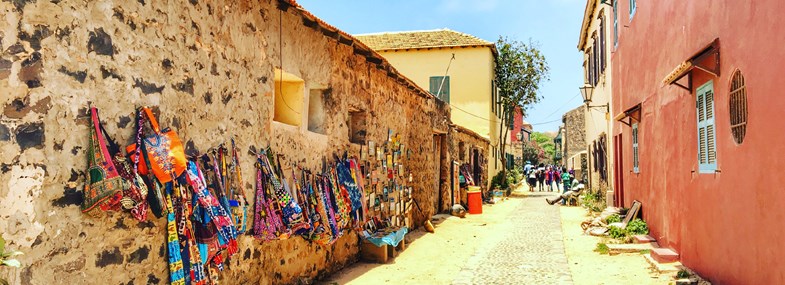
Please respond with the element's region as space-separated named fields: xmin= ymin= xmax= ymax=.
xmin=561 ymin=106 xmax=587 ymax=179
xmin=507 ymin=106 xmax=531 ymax=169
xmin=611 ymin=0 xmax=785 ymax=283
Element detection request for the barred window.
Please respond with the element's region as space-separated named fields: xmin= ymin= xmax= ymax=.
xmin=729 ymin=70 xmax=748 ymax=144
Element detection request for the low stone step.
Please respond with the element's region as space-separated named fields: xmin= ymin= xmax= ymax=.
xmin=633 ymin=234 xmax=656 ymax=244
xmin=651 ymin=247 xmax=680 ymax=263
xmin=643 ymin=253 xmax=682 ymax=274
xmin=607 ymin=242 xmax=656 ymax=255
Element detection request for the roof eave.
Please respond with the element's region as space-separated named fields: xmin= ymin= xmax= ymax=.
xmin=577 ymin=0 xmax=598 ymax=50
xmin=373 ymin=43 xmax=497 ymax=53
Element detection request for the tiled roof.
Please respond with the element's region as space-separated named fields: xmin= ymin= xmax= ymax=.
xmin=355 ymin=29 xmax=495 ymax=51
xmin=281 ymin=0 xmax=433 ymax=99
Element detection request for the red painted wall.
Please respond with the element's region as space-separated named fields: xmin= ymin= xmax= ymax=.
xmin=611 ymin=1 xmax=785 ymax=284
xmin=511 ymin=106 xmax=529 ymax=142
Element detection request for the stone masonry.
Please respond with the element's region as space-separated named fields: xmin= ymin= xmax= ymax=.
xmin=0 ymin=0 xmax=450 ymax=284
xmin=561 ymin=106 xmax=585 ymax=170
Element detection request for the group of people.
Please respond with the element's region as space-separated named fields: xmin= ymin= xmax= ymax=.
xmin=523 ymin=162 xmax=586 ymax=206
xmin=523 ymin=162 xmax=574 ymax=193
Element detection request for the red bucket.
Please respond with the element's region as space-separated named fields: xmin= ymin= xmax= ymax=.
xmin=467 ymin=190 xmax=482 ymax=214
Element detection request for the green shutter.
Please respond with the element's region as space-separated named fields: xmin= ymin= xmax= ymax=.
xmin=429 ymin=76 xmax=439 ymax=95
xmin=429 ymin=76 xmax=450 ymax=103
xmin=697 ymin=81 xmax=717 ymax=173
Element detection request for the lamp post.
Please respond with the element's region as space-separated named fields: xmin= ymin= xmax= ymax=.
xmin=579 ymin=83 xmax=609 ymax=113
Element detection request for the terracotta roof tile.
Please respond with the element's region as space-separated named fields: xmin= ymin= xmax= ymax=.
xmin=355 ymin=29 xmax=495 ymax=51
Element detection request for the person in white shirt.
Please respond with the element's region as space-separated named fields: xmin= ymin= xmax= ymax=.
xmin=546 ymin=179 xmax=585 ymax=205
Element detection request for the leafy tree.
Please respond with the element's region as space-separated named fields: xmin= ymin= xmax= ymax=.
xmin=530 ymin=132 xmax=556 ymax=163
xmin=495 ymin=37 xmax=549 ymax=174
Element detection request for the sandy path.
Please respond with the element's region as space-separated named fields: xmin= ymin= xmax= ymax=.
xmin=559 ymin=206 xmax=670 ymax=285
xmin=321 ymin=193 xmax=527 ymax=284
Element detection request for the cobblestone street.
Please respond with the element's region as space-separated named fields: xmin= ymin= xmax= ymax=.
xmin=452 ymin=191 xmax=572 ymax=285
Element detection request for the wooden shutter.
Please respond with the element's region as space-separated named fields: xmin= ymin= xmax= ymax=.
xmin=613 ymin=0 xmax=619 ymax=47
xmin=443 ymin=76 xmax=450 ymax=103
xmin=697 ymin=81 xmax=717 ymax=172
xmin=632 ymin=123 xmax=639 ymax=173
xmin=600 ymin=16 xmax=606 ymax=73
xmin=429 ymin=77 xmax=438 ymax=95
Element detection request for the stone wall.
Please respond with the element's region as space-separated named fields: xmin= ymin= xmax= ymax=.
xmin=0 ymin=0 xmax=449 ymax=284
xmin=562 ymin=106 xmax=586 ymax=166
xmin=447 ymin=125 xmax=489 ymax=208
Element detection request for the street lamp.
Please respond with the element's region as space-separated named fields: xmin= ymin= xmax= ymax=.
xmin=579 ymin=83 xmax=609 ymax=113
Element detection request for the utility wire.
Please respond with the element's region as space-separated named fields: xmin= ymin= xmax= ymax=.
xmin=540 ymin=93 xmax=582 ymax=121
xmin=278 ymin=9 xmax=300 ymax=115
xmin=435 ymin=53 xmax=456 ymax=100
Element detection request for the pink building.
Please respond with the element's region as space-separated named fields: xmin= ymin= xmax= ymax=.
xmin=611 ymin=0 xmax=785 ymax=283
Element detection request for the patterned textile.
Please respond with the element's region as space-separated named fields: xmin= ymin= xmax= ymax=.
xmin=305 ymin=176 xmax=332 ymax=245
xmin=328 ymin=170 xmax=352 ymax=229
xmin=336 ymin=160 xmax=363 ymax=212
xmin=164 ymin=184 xmax=186 ymax=285
xmin=319 ymin=176 xmax=341 ymax=241
xmin=229 ymin=141 xmax=250 ymax=234
xmin=290 ymin=171 xmax=313 ymax=236
xmin=252 ymin=155 xmax=289 ymax=241
xmin=82 ymin=107 xmax=124 ymax=216
xmin=185 ymin=162 xmax=238 ymax=256
xmin=259 ymin=155 xmax=309 ymax=233
xmin=114 ymin=155 xmax=149 ymax=222
xmin=349 ymin=159 xmax=368 ymax=224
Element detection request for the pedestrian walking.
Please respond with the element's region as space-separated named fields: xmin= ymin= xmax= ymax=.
xmin=527 ymin=169 xmax=537 ymax=192
xmin=545 ymin=167 xmax=554 ymax=192
xmin=536 ymin=165 xmax=545 ymax=191
xmin=561 ymin=170 xmax=572 ymax=205
xmin=554 ymin=167 xmax=562 ymax=191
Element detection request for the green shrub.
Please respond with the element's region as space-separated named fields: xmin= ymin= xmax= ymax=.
xmin=605 ymin=214 xmax=621 ymax=224
xmin=608 ymin=225 xmax=627 ymax=240
xmin=626 ymin=218 xmax=649 ymax=235
xmin=676 ymin=270 xmax=692 ymax=279
xmin=490 ymin=171 xmax=509 ymax=190
xmin=594 ymin=243 xmax=609 ymax=255
xmin=581 ymin=190 xmax=606 ymax=212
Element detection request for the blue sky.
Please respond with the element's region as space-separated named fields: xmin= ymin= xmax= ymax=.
xmin=297 ymin=0 xmax=586 ymax=132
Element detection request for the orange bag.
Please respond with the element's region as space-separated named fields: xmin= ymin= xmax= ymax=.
xmin=126 ymin=107 xmax=186 ymax=183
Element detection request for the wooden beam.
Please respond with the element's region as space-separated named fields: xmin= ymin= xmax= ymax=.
xmin=338 ymin=35 xmax=354 ymax=46
xmin=302 ymin=16 xmax=318 ymax=28
xmin=276 ymin=0 xmax=291 ymax=11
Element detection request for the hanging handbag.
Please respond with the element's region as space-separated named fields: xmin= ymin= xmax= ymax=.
xmin=114 ymin=109 xmax=151 ymax=221
xmin=125 ymin=107 xmax=186 ymax=183
xmin=229 ymin=140 xmax=250 ymax=234
xmin=81 ymin=107 xmax=125 ymax=216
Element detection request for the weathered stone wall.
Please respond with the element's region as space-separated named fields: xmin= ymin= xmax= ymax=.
xmin=0 ymin=0 xmax=449 ymax=284
xmin=562 ymin=106 xmax=586 ymax=165
xmin=447 ymin=126 xmax=489 ymax=208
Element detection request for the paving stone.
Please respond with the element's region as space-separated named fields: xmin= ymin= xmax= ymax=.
xmin=452 ymin=193 xmax=573 ymax=285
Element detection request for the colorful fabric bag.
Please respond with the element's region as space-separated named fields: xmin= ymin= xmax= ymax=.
xmin=125 ymin=107 xmax=186 ymax=183
xmin=228 ymin=140 xmax=250 ymax=234
xmin=81 ymin=107 xmax=125 ymax=216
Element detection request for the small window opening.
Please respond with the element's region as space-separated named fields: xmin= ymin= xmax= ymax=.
xmin=348 ymin=110 xmax=367 ymax=144
xmin=273 ymin=69 xmax=304 ymax=126
xmin=308 ymin=88 xmax=326 ymax=134
xmin=729 ymin=70 xmax=748 ymax=144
